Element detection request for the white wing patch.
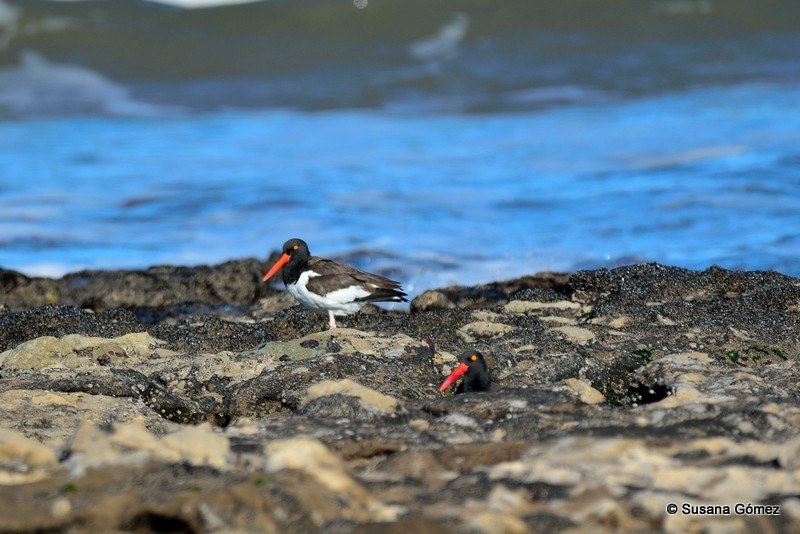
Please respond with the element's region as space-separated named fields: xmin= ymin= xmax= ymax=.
xmin=287 ymin=270 xmax=371 ymax=316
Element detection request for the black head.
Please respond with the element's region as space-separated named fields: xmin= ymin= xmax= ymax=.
xmin=438 ymin=350 xmax=491 ymax=394
xmin=282 ymin=238 xmax=310 ymax=258
xmin=263 ymin=238 xmax=311 ymax=284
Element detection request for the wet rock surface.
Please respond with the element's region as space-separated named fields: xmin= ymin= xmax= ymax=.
xmin=1 ymin=260 xmax=799 ymax=532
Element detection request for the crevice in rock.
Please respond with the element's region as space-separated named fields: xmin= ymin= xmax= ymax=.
xmin=628 ymin=382 xmax=673 ymax=406
xmin=125 ymin=512 xmax=197 ymax=534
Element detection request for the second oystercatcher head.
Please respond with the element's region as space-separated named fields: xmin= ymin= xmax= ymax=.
xmin=262 ymin=238 xmax=408 ymax=330
xmin=438 ymin=350 xmax=491 ymax=394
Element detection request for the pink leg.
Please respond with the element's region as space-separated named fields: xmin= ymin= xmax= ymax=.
xmin=328 ymin=311 xmax=338 ymax=329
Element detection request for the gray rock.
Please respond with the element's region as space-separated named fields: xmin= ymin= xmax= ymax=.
xmin=0 ymin=261 xmax=798 ymax=532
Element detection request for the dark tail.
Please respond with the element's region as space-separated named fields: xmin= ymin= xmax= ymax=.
xmin=357 ymin=287 xmax=408 ymax=303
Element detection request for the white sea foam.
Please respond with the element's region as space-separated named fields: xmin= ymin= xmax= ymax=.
xmin=149 ymin=0 xmax=262 ymax=7
xmin=0 ymin=0 xmax=19 ymax=49
xmin=16 ymin=263 xmax=71 ymax=278
xmin=408 ymin=12 xmax=470 ymax=63
xmin=0 ymin=51 xmax=178 ymax=117
xmin=47 ymin=0 xmax=257 ymax=6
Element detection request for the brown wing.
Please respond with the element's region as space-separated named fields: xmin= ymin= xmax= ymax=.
xmin=305 ymin=257 xmax=408 ymax=302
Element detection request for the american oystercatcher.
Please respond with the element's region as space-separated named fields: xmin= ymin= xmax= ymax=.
xmin=439 ymin=350 xmax=491 ymax=394
xmin=262 ymin=238 xmax=408 ymax=329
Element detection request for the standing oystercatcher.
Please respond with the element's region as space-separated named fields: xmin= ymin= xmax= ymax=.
xmin=439 ymin=350 xmax=491 ymax=394
xmin=262 ymin=238 xmax=408 ymax=329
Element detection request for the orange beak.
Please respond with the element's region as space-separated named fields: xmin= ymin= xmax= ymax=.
xmin=438 ymin=362 xmax=469 ymax=392
xmin=263 ymin=253 xmax=291 ymax=282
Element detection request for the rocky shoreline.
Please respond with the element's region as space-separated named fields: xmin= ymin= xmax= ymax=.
xmin=1 ymin=259 xmax=799 ymax=533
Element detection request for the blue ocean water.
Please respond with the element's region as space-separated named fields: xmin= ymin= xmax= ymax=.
xmin=1 ymin=0 xmax=799 ymax=294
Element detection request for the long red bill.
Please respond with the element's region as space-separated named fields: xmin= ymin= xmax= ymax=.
xmin=262 ymin=253 xmax=291 ymax=282
xmin=438 ymin=362 xmax=469 ymax=392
